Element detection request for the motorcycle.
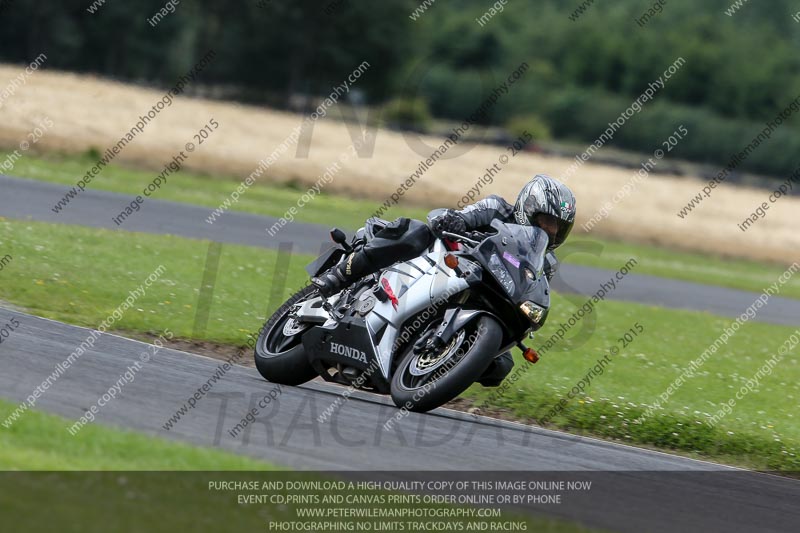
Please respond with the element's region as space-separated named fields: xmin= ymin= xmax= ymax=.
xmin=254 ymin=216 xmax=550 ymax=413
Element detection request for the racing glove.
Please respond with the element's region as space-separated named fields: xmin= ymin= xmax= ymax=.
xmin=431 ymin=210 xmax=467 ymax=236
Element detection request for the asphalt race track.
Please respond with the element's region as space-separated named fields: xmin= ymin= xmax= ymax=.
xmin=2 ymin=174 xmax=799 ymax=325
xmin=2 ymin=174 xmax=800 ymax=532
xmin=1 ymin=309 xmax=799 ymax=533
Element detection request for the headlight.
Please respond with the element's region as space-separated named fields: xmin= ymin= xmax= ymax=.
xmin=488 ymin=253 xmax=515 ymax=295
xmin=520 ymin=301 xmax=546 ymax=324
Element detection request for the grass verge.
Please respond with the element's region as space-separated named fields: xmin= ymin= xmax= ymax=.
xmin=0 ymin=401 xmax=596 ymax=531
xmin=5 ymin=150 xmax=800 ymax=299
xmin=465 ymin=293 xmax=800 ymax=471
xmin=0 ymin=398 xmax=275 ymax=470
xmin=0 ymin=217 xmax=310 ymax=345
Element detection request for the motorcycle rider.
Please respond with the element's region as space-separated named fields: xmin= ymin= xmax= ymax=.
xmin=312 ymin=174 xmax=577 ymax=386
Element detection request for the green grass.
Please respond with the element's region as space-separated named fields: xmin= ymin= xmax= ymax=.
xmin=7 ymin=150 xmax=800 ymax=299
xmin=0 ymin=398 xmax=275 ymax=470
xmin=0 ymin=217 xmax=310 ymax=345
xmin=0 ymin=400 xmax=598 ymax=532
xmin=466 ymin=298 xmax=800 ymax=470
xmin=0 ymin=218 xmax=798 ymax=470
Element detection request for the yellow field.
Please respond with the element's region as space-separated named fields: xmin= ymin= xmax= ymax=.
xmin=0 ymin=64 xmax=797 ymax=265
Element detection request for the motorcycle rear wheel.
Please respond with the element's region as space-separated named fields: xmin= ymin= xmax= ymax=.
xmin=254 ymin=285 xmax=318 ymax=386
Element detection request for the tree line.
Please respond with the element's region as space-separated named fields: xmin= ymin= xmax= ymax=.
xmin=1 ymin=0 xmax=799 ymax=179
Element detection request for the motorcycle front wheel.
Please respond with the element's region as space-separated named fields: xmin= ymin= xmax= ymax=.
xmin=390 ymin=315 xmax=503 ymax=413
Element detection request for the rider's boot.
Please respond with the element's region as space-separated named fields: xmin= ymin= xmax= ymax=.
xmin=478 ymin=351 xmax=514 ymax=387
xmin=312 ymin=250 xmax=375 ymax=298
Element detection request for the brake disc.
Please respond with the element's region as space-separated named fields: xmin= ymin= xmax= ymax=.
xmin=409 ymin=329 xmax=466 ymax=376
xmin=282 ymin=316 xmax=306 ymax=337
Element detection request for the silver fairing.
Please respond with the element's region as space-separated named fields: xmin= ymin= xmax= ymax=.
xmin=365 ymin=240 xmax=469 ymax=379
xmin=292 ymin=240 xmax=468 ymax=380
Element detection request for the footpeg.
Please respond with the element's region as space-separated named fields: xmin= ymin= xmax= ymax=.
xmin=341 ymin=366 xmax=360 ymax=381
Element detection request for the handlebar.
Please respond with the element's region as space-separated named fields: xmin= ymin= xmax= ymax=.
xmin=440 ymin=230 xmax=484 ymax=246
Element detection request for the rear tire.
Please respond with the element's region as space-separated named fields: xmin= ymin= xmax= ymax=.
xmin=390 ymin=315 xmax=503 ymax=413
xmin=254 ymin=285 xmax=318 ymax=386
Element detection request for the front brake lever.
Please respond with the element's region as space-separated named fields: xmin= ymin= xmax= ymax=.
xmin=440 ymin=231 xmax=480 ymax=246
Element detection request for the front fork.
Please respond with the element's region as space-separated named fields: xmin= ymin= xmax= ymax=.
xmin=414 ymin=307 xmax=492 ymax=354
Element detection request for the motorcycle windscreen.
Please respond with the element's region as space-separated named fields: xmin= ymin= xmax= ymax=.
xmin=480 ymin=220 xmax=550 ymax=307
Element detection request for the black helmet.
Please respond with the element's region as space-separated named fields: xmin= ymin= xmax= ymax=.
xmin=513 ymin=175 xmax=576 ymax=249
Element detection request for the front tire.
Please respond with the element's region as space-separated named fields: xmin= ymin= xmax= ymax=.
xmin=390 ymin=315 xmax=503 ymax=413
xmin=254 ymin=285 xmax=317 ymax=386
